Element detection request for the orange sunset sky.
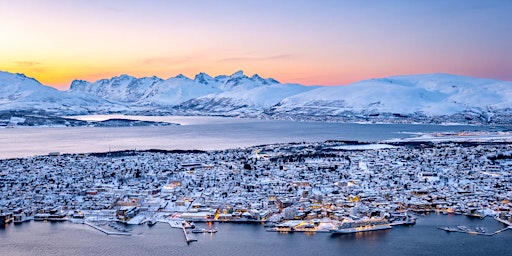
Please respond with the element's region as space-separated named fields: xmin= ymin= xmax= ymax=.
xmin=1 ymin=0 xmax=511 ymax=89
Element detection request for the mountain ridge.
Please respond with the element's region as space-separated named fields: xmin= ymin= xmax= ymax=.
xmin=0 ymin=70 xmax=511 ymax=124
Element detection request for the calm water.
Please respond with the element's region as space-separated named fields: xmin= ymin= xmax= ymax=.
xmin=1 ymin=214 xmax=510 ymax=256
xmin=0 ymin=116 xmax=495 ymax=159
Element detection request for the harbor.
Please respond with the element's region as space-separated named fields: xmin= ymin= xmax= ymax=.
xmin=2 ymin=214 xmax=510 ymax=256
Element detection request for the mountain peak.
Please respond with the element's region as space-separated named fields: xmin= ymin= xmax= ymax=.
xmin=250 ymin=74 xmax=279 ymax=85
xmin=251 ymin=74 xmax=262 ymax=80
xmin=69 ymin=79 xmax=89 ymax=90
xmin=0 ymin=71 xmax=49 ymax=93
xmin=194 ymin=72 xmax=213 ymax=84
xmin=230 ymin=70 xmax=246 ymax=78
xmin=175 ymin=74 xmax=190 ymax=80
xmin=114 ymin=74 xmax=135 ymax=80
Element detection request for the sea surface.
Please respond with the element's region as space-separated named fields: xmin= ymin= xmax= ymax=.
xmin=0 ymin=115 xmax=498 ymax=159
xmin=1 ymin=214 xmax=510 ymax=256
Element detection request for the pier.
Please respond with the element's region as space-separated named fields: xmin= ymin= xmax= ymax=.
xmin=182 ymin=226 xmax=197 ymax=244
xmin=438 ymin=226 xmax=490 ymax=236
xmin=494 ymin=217 xmax=512 ymax=227
xmin=490 ymin=226 xmax=511 ymax=235
xmin=162 ymin=219 xmax=197 ymax=244
xmin=84 ymin=221 xmax=132 ymax=236
xmin=438 ymin=224 xmax=511 ymax=236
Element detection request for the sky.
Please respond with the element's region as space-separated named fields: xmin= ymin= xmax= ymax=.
xmin=0 ymin=0 xmax=511 ymax=89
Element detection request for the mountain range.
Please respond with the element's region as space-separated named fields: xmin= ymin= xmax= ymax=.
xmin=0 ymin=70 xmax=511 ymax=124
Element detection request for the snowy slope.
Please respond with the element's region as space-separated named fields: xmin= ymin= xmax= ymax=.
xmin=269 ymin=74 xmax=512 ymax=121
xmin=70 ymin=75 xmax=164 ymax=103
xmin=174 ymin=71 xmax=316 ymax=115
xmin=137 ymin=75 xmax=220 ymax=106
xmin=0 ymin=71 xmax=121 ymax=113
xmin=0 ymin=71 xmax=56 ymax=102
xmin=70 ymin=74 xmax=224 ymax=106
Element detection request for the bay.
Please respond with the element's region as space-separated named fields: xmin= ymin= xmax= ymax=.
xmin=0 ymin=116 xmax=495 ymax=159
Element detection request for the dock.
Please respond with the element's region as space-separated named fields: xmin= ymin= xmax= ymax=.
xmin=438 ymin=225 xmax=511 ymax=236
xmin=84 ymin=221 xmax=132 ymax=236
xmin=162 ymin=219 xmax=197 ymax=244
xmin=437 ymin=226 xmax=488 ymax=235
xmin=494 ymin=217 xmax=512 ymax=227
xmin=182 ymin=226 xmax=197 ymax=244
xmin=490 ymin=226 xmax=511 ymax=235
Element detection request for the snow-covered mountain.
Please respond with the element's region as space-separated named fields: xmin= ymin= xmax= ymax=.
xmin=267 ymin=74 xmax=512 ymax=124
xmin=67 ymin=70 xmax=315 ymax=116
xmin=0 ymin=71 xmax=119 ymax=113
xmin=175 ymin=72 xmax=317 ymax=116
xmin=1 ymin=71 xmax=511 ymax=124
xmin=69 ymin=70 xmax=289 ymax=109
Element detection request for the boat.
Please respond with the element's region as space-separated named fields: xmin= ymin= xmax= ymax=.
xmin=46 ymin=207 xmax=69 ymax=221
xmin=476 ymin=227 xmax=486 ymax=233
xmin=331 ymin=218 xmax=392 ymax=234
xmin=263 ymin=222 xmax=276 ymax=228
xmin=34 ymin=213 xmax=50 ymax=221
xmin=403 ymin=215 xmax=416 ymax=225
xmin=266 ymin=220 xmax=302 ymax=232
xmin=13 ymin=212 xmax=33 ymax=223
xmin=0 ymin=212 xmax=14 ymax=224
xmin=438 ymin=226 xmax=460 ymax=232
xmin=390 ymin=215 xmax=417 ymax=226
xmin=47 ymin=212 xmax=69 ymax=221
xmin=72 ymin=210 xmax=85 ymax=219
xmin=457 ymin=225 xmax=470 ymax=232
xmin=192 ymin=228 xmax=217 ymax=233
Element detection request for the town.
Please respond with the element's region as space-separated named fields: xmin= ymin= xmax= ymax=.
xmin=1 ymin=140 xmax=511 ymax=236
